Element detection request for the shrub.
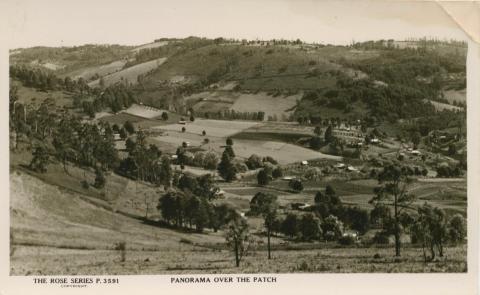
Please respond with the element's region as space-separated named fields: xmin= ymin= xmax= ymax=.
xmin=373 ymin=231 xmax=390 ymax=244
xmin=272 ymin=167 xmax=283 ymax=178
xmin=338 ymin=235 xmax=356 ymax=245
xmin=114 ymin=241 xmax=126 ymax=262
xmin=245 ymin=154 xmax=263 ymax=170
xmin=289 ymin=179 xmax=304 ymax=192
xmin=81 ymin=180 xmax=89 ymax=189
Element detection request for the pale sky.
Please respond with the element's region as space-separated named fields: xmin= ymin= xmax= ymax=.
xmin=2 ymin=0 xmax=468 ymax=48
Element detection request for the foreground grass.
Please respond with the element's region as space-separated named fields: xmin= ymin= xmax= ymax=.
xmin=11 ymin=244 xmax=467 ymax=275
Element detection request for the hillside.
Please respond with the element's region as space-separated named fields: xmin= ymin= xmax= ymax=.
xmin=9 ymin=37 xmax=467 ymax=124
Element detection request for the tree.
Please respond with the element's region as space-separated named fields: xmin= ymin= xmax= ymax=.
xmin=161 ymin=112 xmax=169 ymax=121
xmin=310 ymin=136 xmax=322 ymax=150
xmin=125 ymin=138 xmax=136 ymax=154
xmin=124 ymin=121 xmax=135 ymax=134
xmin=203 ymin=152 xmax=219 ymax=170
xmin=272 ymin=167 xmax=283 ymax=179
xmin=411 ymin=131 xmax=421 ymax=149
xmin=159 ymin=155 xmax=172 ymax=188
xmin=344 ymin=207 xmax=370 ymax=234
xmin=281 ymin=213 xmax=299 ymax=238
xmin=181 ymin=127 xmax=186 ymax=133
xmin=324 ymin=125 xmax=334 ymax=143
xmin=29 ymin=145 xmax=49 ymax=173
xmin=321 ymin=215 xmax=343 ymax=241
xmin=257 ymin=169 xmax=270 ymax=186
xmin=448 ymin=214 xmax=466 ymax=244
xmin=370 ymin=164 xmax=416 ymax=256
xmin=119 ymin=127 xmax=127 ymax=140
xmin=157 ymin=191 xmax=180 ymax=225
xmin=448 ymin=143 xmax=457 ymax=156
xmin=314 ymin=126 xmax=322 ymax=136
xmin=218 ymin=150 xmax=237 ymax=182
xmin=194 ymin=198 xmax=210 ymax=232
xmin=300 ymin=213 xmax=321 ymax=241
xmin=250 ymin=192 xmax=278 ymax=259
xmin=196 ymin=174 xmax=219 ymax=200
xmin=226 ymin=138 xmax=233 ymax=146
xmin=412 ymin=203 xmax=448 ymax=261
xmin=202 ymin=130 xmax=206 ymax=136
xmin=245 ymin=154 xmax=263 ymax=170
xmin=289 ymin=179 xmax=303 ymax=192
xmin=225 ymin=214 xmax=251 ymax=267
xmin=94 ymin=167 xmax=106 ymax=189
xmin=52 ymin=118 xmax=76 ymax=174
xmin=190 ymin=114 xmax=195 ymax=122
xmin=224 ymin=145 xmax=235 ymax=158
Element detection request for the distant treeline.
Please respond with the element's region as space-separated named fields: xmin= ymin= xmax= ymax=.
xmin=10 ymin=65 xmax=137 ymax=118
xmin=198 ymin=110 xmax=265 ymax=121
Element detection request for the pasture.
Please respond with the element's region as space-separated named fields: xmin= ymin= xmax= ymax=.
xmin=229 ymin=92 xmax=300 ymax=120
xmin=185 ymin=91 xmax=301 ymax=120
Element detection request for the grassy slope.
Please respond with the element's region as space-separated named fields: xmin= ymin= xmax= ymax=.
xmin=10 ymin=168 xmax=466 ymax=275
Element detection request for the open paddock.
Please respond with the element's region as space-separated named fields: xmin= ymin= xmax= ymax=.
xmin=152 ymin=119 xmax=259 ymax=138
xmin=233 ymin=139 xmax=341 ymax=164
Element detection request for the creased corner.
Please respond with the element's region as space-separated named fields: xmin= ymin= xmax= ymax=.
xmin=437 ymin=1 xmax=480 ymax=44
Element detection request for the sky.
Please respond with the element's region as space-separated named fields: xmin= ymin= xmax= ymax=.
xmin=2 ymin=0 xmax=468 ymax=48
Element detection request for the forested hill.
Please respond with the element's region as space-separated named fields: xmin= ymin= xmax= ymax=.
xmin=10 ymin=37 xmax=467 ymax=124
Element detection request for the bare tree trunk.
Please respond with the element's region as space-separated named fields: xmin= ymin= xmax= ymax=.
xmin=267 ymin=227 xmax=272 ymax=260
xmin=394 ymin=194 xmax=401 ymax=257
xmin=234 ymin=239 xmax=240 ymax=267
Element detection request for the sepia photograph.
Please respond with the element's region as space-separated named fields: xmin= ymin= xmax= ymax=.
xmin=1 ymin=1 xmax=479 ymax=291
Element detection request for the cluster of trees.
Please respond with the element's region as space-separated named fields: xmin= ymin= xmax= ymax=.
xmin=157 ymin=174 xmax=236 ymax=233
xmin=218 ymin=144 xmax=237 ymax=182
xmin=81 ymin=84 xmax=136 ymax=117
xmin=411 ymin=204 xmax=466 ymax=262
xmin=175 ymin=149 xmax=219 ymax=170
xmin=369 ymin=164 xmax=466 ymax=259
xmin=19 ymin=108 xmax=119 ymax=186
xmin=257 ymin=164 xmax=283 ymax=186
xmin=436 ymin=164 xmax=462 ymax=178
xmin=117 ymin=130 xmax=172 ymax=187
xmin=10 ymin=65 xmax=90 ymax=93
xmin=199 ymin=110 xmax=265 ymax=121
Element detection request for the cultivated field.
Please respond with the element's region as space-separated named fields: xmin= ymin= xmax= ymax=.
xmin=233 ymin=139 xmax=341 ymax=164
xmin=121 ymin=103 xmax=169 ymax=119
xmin=150 ymin=119 xmax=340 ymax=164
xmin=88 ymin=57 xmax=167 ymax=87
xmin=72 ymin=60 xmax=127 ymax=81
xmin=153 ymin=119 xmax=259 ymax=138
